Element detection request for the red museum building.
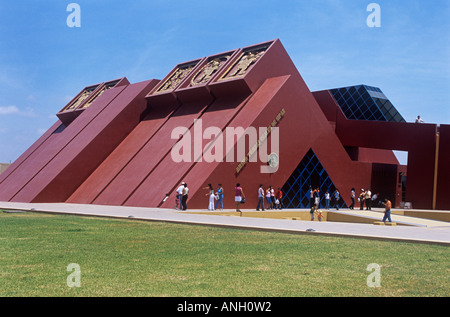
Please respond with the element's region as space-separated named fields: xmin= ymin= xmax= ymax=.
xmin=0 ymin=39 xmax=448 ymax=210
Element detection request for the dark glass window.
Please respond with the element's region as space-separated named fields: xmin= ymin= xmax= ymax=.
xmin=282 ymin=149 xmax=347 ymax=209
xmin=330 ymin=85 xmax=405 ymax=123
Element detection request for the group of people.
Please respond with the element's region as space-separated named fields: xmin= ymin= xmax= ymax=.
xmin=175 ymin=182 xmax=189 ymax=210
xmin=355 ymin=188 xmax=380 ymax=210
xmin=174 ymin=182 xmax=246 ymax=212
xmin=204 ymin=183 xmax=224 ymax=211
xmin=257 ymin=184 xmax=284 ymax=211
xmin=310 ymin=186 xmax=341 ymax=210
xmin=212 ymin=183 xmax=284 ymax=212
xmin=309 ymin=205 xmax=324 ymax=221
xmin=175 ymin=182 xmax=393 ymax=223
xmin=312 ymin=186 xmax=392 ymax=223
xmin=202 ymin=183 xmax=285 ymax=212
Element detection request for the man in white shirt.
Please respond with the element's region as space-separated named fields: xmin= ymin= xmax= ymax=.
xmin=365 ymin=189 xmax=372 ymax=210
xmin=175 ymin=182 xmax=185 ymax=210
xmin=181 ymin=183 xmax=189 ymax=210
xmin=371 ymin=192 xmax=378 ymax=207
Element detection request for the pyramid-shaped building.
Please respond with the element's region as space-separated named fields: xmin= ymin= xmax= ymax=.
xmin=1 ymin=39 xmax=449 ymax=210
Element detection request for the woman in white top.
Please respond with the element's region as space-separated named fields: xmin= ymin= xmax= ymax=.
xmin=325 ymin=191 xmax=330 ymax=210
xmin=266 ymin=186 xmax=273 ymax=209
xmin=205 ymin=184 xmax=215 ymax=211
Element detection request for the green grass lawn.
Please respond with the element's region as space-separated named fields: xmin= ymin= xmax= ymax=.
xmin=0 ymin=211 xmax=448 ymax=297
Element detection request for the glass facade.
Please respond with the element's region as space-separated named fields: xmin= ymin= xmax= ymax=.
xmin=281 ymin=149 xmax=347 ymax=209
xmin=281 ymin=84 xmax=405 ymax=210
xmin=329 ymin=85 xmax=405 ymax=122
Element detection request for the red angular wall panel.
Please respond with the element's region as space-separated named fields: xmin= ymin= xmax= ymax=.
xmin=9 ymin=79 xmax=158 ymax=203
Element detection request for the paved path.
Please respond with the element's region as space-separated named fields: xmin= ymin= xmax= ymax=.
xmin=329 ymin=208 xmax=450 ymax=228
xmin=1 ymin=202 xmax=449 ymax=246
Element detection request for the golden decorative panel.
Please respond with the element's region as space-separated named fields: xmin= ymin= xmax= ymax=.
xmin=189 ymin=55 xmax=230 ymax=87
xmin=219 ymin=45 xmax=269 ymax=80
xmin=63 ymin=86 xmax=97 ymax=112
xmin=81 ymin=80 xmax=119 ymax=109
xmin=154 ymin=62 xmax=197 ymax=94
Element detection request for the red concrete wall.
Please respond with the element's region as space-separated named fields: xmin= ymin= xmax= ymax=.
xmin=167 ymin=72 xmax=374 ymax=210
xmin=69 ymin=39 xmax=374 ymax=210
xmin=138 ymin=77 xmax=287 ymax=209
xmin=91 ymin=98 xmax=213 ymax=206
xmin=436 ymin=124 xmax=450 ymax=210
xmin=153 ymin=40 xmax=373 ymax=210
xmin=370 ymin=163 xmax=400 ymax=206
xmin=313 ymin=89 xmax=442 ymax=210
xmin=0 ymin=121 xmax=62 ymax=186
xmin=311 ymin=90 xmax=341 ymax=124
xmin=125 ymin=94 xmax=250 ymax=207
xmin=0 ymin=84 xmax=125 ymax=202
xmin=67 ymin=93 xmax=179 ymax=204
xmin=335 ymin=119 xmax=437 ymax=209
xmin=357 ymin=148 xmax=400 ymax=165
xmin=5 ymin=79 xmax=158 ymax=203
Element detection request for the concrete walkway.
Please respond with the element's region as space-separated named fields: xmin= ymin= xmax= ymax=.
xmin=329 ymin=208 xmax=450 ymax=228
xmin=1 ymin=201 xmax=450 ymax=246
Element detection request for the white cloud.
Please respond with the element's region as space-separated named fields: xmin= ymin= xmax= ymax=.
xmin=0 ymin=105 xmax=36 ymax=117
xmin=0 ymin=105 xmax=20 ymax=115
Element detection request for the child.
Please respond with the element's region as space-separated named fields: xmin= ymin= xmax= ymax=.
xmin=310 ymin=206 xmax=316 ymax=221
xmin=316 ymin=209 xmax=324 ymax=222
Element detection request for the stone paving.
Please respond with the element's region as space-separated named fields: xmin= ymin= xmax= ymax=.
xmin=1 ymin=201 xmax=449 ymax=245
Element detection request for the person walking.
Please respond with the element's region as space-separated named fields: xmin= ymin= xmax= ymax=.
xmin=350 ymin=188 xmax=355 ymax=210
xmin=334 ymin=189 xmax=340 ymax=210
xmin=215 ymin=184 xmax=224 ymax=210
xmin=325 ymin=190 xmax=330 ymax=210
xmin=382 ymin=198 xmax=392 ymax=223
xmin=181 ymin=183 xmax=189 ymax=210
xmin=256 ymin=184 xmax=265 ymax=211
xmin=235 ymin=183 xmax=245 ymax=212
xmin=175 ymin=182 xmax=185 ymax=210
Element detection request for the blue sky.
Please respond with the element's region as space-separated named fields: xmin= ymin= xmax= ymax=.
xmin=0 ymin=0 xmax=449 ymax=163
